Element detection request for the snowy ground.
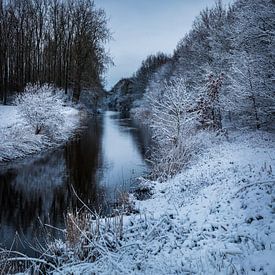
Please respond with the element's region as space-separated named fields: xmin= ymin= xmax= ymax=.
xmin=133 ymin=131 xmax=275 ymax=274
xmin=0 ymin=105 xmax=79 ymax=162
xmin=47 ymin=130 xmax=275 ymax=274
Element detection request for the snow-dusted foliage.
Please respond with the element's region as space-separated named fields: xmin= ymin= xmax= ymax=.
xmin=226 ymin=0 xmax=275 ymax=128
xmin=0 ymin=86 xmax=79 ymax=162
xmin=143 ymin=78 xmax=200 ymax=179
xmin=128 ymin=0 xmax=275 ymax=179
xmin=15 ymin=84 xmax=65 ymax=136
xmin=175 ymin=0 xmax=274 ymax=129
xmin=147 ymin=78 xmax=198 ymax=145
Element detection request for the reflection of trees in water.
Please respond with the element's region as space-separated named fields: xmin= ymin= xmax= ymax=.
xmin=65 ymin=115 xmax=106 ymax=214
xmin=0 ymin=151 xmax=67 ymax=254
xmin=0 ymin=112 xmax=148 ymax=255
xmin=98 ymin=112 xmax=148 ymax=208
xmin=129 ymin=120 xmax=151 ymax=159
xmin=115 ymin=112 xmax=151 ymax=160
xmin=0 ymin=116 xmax=106 ymax=254
xmin=0 ymin=152 xmax=66 ymax=224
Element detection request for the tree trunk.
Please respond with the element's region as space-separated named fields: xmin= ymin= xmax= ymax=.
xmin=3 ymin=56 xmax=8 ymax=105
xmin=251 ymin=95 xmax=260 ymax=129
xmin=73 ymin=84 xmax=81 ymax=102
xmin=73 ymin=72 xmax=81 ymax=102
xmin=248 ymin=68 xmax=260 ymax=129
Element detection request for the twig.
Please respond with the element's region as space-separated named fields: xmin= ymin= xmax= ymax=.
xmin=233 ymin=180 xmax=274 ymax=197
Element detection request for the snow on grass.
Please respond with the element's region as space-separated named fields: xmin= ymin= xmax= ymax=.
xmin=0 ymin=104 xmax=79 ymax=162
xmin=31 ymin=130 xmax=274 ymax=274
xmin=132 ymin=130 xmax=275 ymax=274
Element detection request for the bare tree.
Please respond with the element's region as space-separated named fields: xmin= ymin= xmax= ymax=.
xmin=0 ymin=0 xmax=111 ymax=104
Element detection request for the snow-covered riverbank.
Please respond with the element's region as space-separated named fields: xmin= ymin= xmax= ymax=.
xmin=132 ymin=130 xmax=275 ymax=274
xmin=31 ymin=130 xmax=275 ymax=274
xmin=0 ymin=105 xmax=80 ymax=162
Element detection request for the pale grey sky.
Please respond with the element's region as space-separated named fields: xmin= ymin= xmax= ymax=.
xmin=94 ymin=0 xmax=232 ymax=89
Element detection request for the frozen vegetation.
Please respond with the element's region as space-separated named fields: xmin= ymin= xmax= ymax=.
xmin=0 ymin=84 xmax=80 ymax=162
xmin=4 ymin=130 xmax=274 ymax=274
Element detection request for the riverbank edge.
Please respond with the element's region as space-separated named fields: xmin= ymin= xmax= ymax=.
xmin=26 ymin=130 xmax=275 ymax=273
xmin=0 ymin=104 xmax=84 ymax=163
xmin=1 ymin=127 xmax=274 ymax=274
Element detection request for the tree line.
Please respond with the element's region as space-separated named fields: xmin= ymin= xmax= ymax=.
xmin=110 ymin=0 xmax=275 ymax=179
xmin=109 ymin=52 xmax=171 ymax=113
xmin=0 ymin=0 xmax=111 ymax=104
xmin=112 ymin=0 xmax=274 ymax=130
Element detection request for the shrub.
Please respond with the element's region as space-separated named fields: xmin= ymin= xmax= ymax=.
xmin=15 ymin=84 xmax=65 ymax=137
xmin=144 ymin=77 xmax=200 ymax=180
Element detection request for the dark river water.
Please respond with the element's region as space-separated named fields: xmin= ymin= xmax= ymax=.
xmin=0 ymin=111 xmax=148 ymax=256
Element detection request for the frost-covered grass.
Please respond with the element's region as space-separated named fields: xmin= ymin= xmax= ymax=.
xmin=134 ymin=130 xmax=275 ymax=274
xmin=0 ymin=104 xmax=79 ymax=162
xmin=5 ymin=129 xmax=274 ymax=274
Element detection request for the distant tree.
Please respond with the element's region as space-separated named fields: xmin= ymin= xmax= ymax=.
xmin=132 ymin=52 xmax=171 ymax=96
xmin=110 ymin=52 xmax=171 ymax=113
xmin=109 ymin=78 xmax=134 ymax=113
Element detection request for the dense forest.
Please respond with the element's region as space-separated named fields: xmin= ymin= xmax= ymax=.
xmin=0 ymin=0 xmax=111 ymax=104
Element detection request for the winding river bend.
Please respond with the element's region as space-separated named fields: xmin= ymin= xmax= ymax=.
xmin=0 ymin=111 xmax=148 ymax=256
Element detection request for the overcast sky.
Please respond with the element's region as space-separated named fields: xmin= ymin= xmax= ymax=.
xmin=94 ymin=0 xmax=232 ymax=90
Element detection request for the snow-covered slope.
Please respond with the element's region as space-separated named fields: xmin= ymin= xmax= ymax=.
xmin=48 ymin=130 xmax=275 ymax=274
xmin=0 ymin=105 xmax=79 ymax=162
xmin=134 ymin=130 xmax=275 ymax=274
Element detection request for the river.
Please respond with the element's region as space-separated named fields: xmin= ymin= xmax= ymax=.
xmin=0 ymin=111 xmax=148 ymax=256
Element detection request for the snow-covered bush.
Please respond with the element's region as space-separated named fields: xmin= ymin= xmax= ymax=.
xmin=15 ymin=84 xmax=65 ymax=137
xmin=144 ymin=77 xmax=200 ymax=180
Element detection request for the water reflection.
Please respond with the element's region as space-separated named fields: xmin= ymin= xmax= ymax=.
xmin=100 ymin=112 xmax=146 ymax=202
xmin=65 ymin=114 xmax=105 ymax=213
xmin=0 ymin=150 xmax=67 ymax=255
xmin=0 ymin=111 xmax=147 ymax=255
